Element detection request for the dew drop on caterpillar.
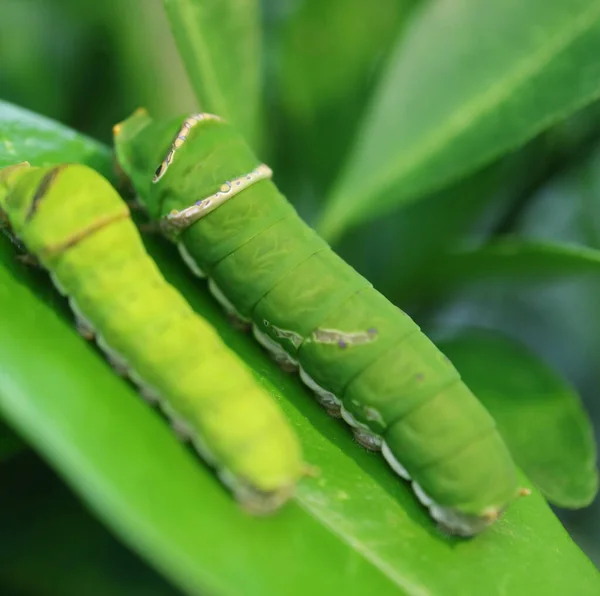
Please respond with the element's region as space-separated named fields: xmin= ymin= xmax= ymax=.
xmin=0 ymin=161 xmax=304 ymax=514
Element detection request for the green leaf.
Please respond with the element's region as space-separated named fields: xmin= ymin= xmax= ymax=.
xmin=426 ymin=239 xmax=600 ymax=292
xmin=323 ymin=101 xmax=600 ymax=308
xmin=0 ymin=100 xmax=113 ymax=179
xmin=4 ymin=229 xmax=600 ymax=596
xmin=163 ymin=0 xmax=262 ymax=147
xmin=318 ymin=0 xmax=600 ymax=241
xmin=438 ymin=330 xmax=598 ymax=508
xmin=2 ymin=108 xmax=600 ymax=595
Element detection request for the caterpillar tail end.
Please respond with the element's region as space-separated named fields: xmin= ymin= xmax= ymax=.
xmin=431 ymin=487 xmax=532 ymax=536
xmin=218 ymin=467 xmax=298 ymax=515
xmin=433 ymin=505 xmax=503 ymax=537
xmin=236 ymin=482 xmax=296 ymax=516
xmin=411 ymin=481 xmax=512 ymax=537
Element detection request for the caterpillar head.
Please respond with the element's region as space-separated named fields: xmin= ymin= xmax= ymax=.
xmin=113 ymin=109 xmax=264 ymax=224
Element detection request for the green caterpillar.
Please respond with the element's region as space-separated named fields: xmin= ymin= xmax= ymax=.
xmin=0 ymin=161 xmax=304 ymax=513
xmin=114 ymin=110 xmax=526 ymax=536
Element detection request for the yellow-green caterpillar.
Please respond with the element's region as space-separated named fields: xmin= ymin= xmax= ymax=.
xmin=0 ymin=162 xmax=304 ymax=513
xmin=114 ymin=110 xmax=529 ymax=536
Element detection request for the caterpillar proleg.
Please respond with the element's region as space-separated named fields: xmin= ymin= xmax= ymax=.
xmin=114 ymin=110 xmax=524 ymax=535
xmin=0 ymin=162 xmax=304 ymax=513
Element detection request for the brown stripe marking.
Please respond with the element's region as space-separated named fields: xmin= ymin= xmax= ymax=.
xmin=41 ymin=210 xmax=130 ymax=259
xmin=26 ymin=165 xmax=68 ymax=222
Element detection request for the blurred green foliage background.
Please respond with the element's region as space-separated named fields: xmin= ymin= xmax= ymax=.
xmin=2 ymin=0 xmax=600 ymax=593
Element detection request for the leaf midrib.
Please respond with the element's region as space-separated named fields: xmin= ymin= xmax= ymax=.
xmin=294 ymin=488 xmax=431 ymax=596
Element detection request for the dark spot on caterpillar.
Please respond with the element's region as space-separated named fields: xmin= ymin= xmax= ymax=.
xmin=367 ymin=327 xmax=378 ymax=335
xmin=154 ymin=164 xmax=165 ymax=179
xmin=416 ymin=373 xmax=424 ymax=382
xmin=338 ymin=340 xmax=347 ymax=349
xmin=26 ymin=165 xmax=67 ymax=221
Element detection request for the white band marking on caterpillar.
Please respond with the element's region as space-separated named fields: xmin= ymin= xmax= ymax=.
xmin=152 ymin=113 xmax=223 ymax=183
xmin=160 ymin=164 xmax=273 ymax=238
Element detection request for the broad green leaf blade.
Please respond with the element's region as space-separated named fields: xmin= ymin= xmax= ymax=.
xmin=426 ymin=240 xmax=600 ymax=292
xmin=2 ymin=108 xmax=600 ymax=594
xmin=332 ymin=106 xmax=600 ymax=305
xmin=4 ymin=234 xmax=600 ymax=596
xmin=318 ymin=0 xmax=600 ymax=241
xmin=438 ymin=330 xmax=598 ymax=508
xmin=0 ymin=100 xmax=113 ymax=179
xmin=163 ymin=0 xmax=262 ymax=147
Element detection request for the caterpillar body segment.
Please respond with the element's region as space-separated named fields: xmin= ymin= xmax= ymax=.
xmin=114 ymin=111 xmax=522 ymax=535
xmin=0 ymin=162 xmax=304 ymax=512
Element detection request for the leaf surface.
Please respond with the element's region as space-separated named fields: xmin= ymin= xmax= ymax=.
xmin=1 ymin=104 xmax=599 ymax=595
xmin=428 ymin=240 xmax=600 ymax=291
xmin=318 ymin=0 xmax=600 ymax=240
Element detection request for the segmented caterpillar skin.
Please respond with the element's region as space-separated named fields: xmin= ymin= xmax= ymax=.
xmin=0 ymin=162 xmax=304 ymax=513
xmin=114 ymin=110 xmax=521 ymax=535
